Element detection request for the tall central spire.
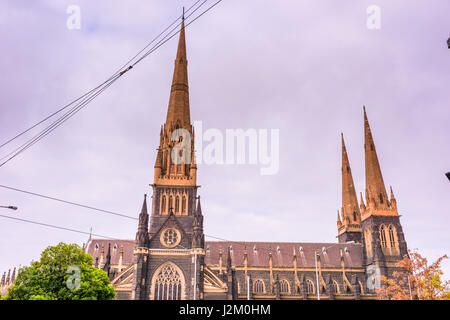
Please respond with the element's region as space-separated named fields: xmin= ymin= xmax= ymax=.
xmin=154 ymin=16 xmax=197 ymax=188
xmin=364 ymin=107 xmax=388 ymax=209
xmin=165 ymin=17 xmax=191 ymax=129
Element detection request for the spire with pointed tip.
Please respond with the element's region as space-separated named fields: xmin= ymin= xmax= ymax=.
xmin=341 ymin=133 xmax=361 ymax=225
xmin=154 ymin=148 xmax=163 ymax=168
xmin=136 ymin=194 xmax=149 ymax=247
xmin=360 ymin=192 xmax=365 ymax=207
xmin=165 ymin=16 xmax=190 ymax=130
xmin=192 ymin=197 xmax=204 ymax=248
xmin=364 ymin=107 xmax=388 ymax=209
xmin=360 ymin=192 xmax=366 ymax=213
xmin=153 ymin=11 xmax=197 ymax=187
xmin=390 ymin=185 xmax=397 ymax=210
xmin=337 ymin=210 xmax=342 ymax=228
xmin=337 ymin=134 xmax=362 ymax=243
xmin=87 ymin=227 xmax=92 ymax=246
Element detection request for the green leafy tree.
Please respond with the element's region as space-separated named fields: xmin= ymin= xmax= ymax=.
xmin=5 ymin=242 xmax=115 ymax=300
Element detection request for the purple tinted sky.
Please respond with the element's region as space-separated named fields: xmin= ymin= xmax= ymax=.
xmin=0 ymin=0 xmax=449 ymax=278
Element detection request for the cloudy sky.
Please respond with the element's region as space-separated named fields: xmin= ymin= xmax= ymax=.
xmin=1 ymin=0 xmax=449 ymax=279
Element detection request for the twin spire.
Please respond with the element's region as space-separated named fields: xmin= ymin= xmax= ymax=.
xmin=338 ymin=133 xmax=361 ymax=229
xmin=338 ymin=107 xmax=398 ymax=238
xmin=165 ymin=16 xmax=191 ymax=130
xmin=363 ymin=106 xmax=389 ymax=210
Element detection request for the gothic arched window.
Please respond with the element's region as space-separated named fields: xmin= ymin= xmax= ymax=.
xmin=152 ymin=263 xmax=184 ymax=300
xmin=388 ymin=225 xmax=397 ymax=248
xmin=379 ymin=193 xmax=384 ymax=204
xmin=253 ymin=279 xmax=264 ymax=294
xmin=182 ymin=196 xmax=186 ymax=214
xmin=175 ymin=196 xmax=180 ymax=213
xmin=279 ymin=279 xmax=290 ymax=293
xmin=353 ymin=211 xmax=357 ymax=221
xmin=306 ymin=279 xmax=315 ymax=294
xmin=380 ymin=225 xmax=387 ymax=248
xmin=161 ymin=195 xmax=166 ymax=213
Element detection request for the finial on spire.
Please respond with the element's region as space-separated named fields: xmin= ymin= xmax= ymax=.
xmin=390 ymin=185 xmax=397 ymax=211
xmin=360 ymin=192 xmax=366 ymax=208
xmin=196 ymin=196 xmax=202 ymax=215
xmin=390 ymin=186 xmax=395 ymax=197
xmin=140 ymin=194 xmax=148 ymax=216
xmin=182 ymin=6 xmax=185 ymax=21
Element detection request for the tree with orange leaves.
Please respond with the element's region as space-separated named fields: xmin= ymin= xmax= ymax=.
xmin=376 ymin=250 xmax=450 ymax=300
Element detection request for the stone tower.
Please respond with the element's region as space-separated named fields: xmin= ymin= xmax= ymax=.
xmin=359 ymin=107 xmax=408 ymax=292
xmin=337 ymin=133 xmax=362 ymax=243
xmin=132 ymin=16 xmax=205 ymax=300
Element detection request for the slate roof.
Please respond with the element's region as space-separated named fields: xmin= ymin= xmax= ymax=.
xmin=85 ymin=239 xmax=134 ymax=266
xmin=86 ymin=239 xmax=363 ymax=269
xmin=205 ymin=241 xmax=363 ymax=268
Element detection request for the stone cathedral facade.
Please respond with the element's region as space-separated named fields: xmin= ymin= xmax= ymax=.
xmin=84 ymin=20 xmax=409 ymax=300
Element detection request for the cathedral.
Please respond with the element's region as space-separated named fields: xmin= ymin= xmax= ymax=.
xmin=84 ymin=18 xmax=409 ymax=300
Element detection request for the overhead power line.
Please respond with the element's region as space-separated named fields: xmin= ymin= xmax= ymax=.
xmin=0 ymin=75 xmax=119 ymax=151
xmin=0 ymin=214 xmax=115 ymax=240
xmin=0 ymin=0 xmax=205 ymax=153
xmin=0 ymin=184 xmax=137 ymax=220
xmin=0 ymin=75 xmax=121 ymax=167
xmin=0 ymin=0 xmax=223 ymax=168
xmin=0 ymin=183 xmax=337 ymax=254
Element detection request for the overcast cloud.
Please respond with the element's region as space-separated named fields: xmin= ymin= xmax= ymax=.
xmin=0 ymin=0 xmax=449 ymax=279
